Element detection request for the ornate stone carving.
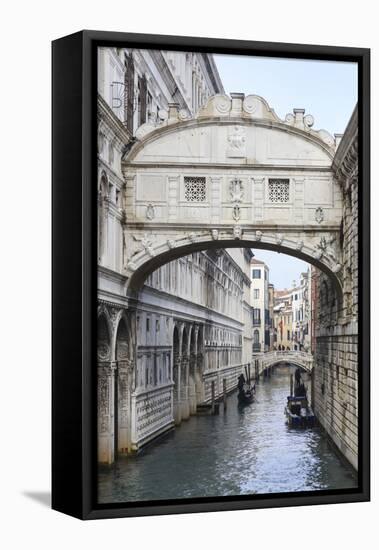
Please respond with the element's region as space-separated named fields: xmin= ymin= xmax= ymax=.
xmin=243 ymin=95 xmax=259 ymax=115
xmin=97 ymin=342 xmax=110 ymax=361
xmin=146 ymin=203 xmax=155 ymax=220
xmin=166 ymin=239 xmax=176 ymax=249
xmin=211 ymin=229 xmax=219 ymax=240
xmin=233 ymin=225 xmax=242 ymax=240
xmin=232 ymin=204 xmax=241 ymax=221
xmin=255 ymin=230 xmax=263 ymax=241
xmin=109 ymin=307 xmax=119 ymax=325
xmin=314 ymin=249 xmax=323 ymax=260
xmin=132 ymin=233 xmax=155 ymax=257
xmin=304 ymin=114 xmax=314 ymax=128
xmin=315 ymin=207 xmax=324 ymax=224
xmin=187 ymin=232 xmax=197 ymax=243
xmin=178 ymin=109 xmax=190 ymax=121
xmin=227 ymin=126 xmax=246 ymax=158
xmin=316 ymin=235 xmax=338 ymax=262
xmin=317 ymin=129 xmax=335 ymax=147
xmin=296 ymin=240 xmax=304 ymax=251
xmin=229 ymin=178 xmax=244 ymax=203
xmin=276 ymin=233 xmax=284 ymax=245
xmin=214 ymin=95 xmax=231 ymax=114
xmin=285 ymin=113 xmax=295 ymax=125
xmin=332 ymin=263 xmax=342 ymax=273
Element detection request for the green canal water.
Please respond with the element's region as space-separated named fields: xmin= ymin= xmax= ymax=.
xmin=98 ymin=365 xmax=358 ymax=503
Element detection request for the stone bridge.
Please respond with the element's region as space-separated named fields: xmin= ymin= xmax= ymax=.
xmin=115 ymin=93 xmax=344 ymax=299
xmin=253 ymin=350 xmax=314 ymax=378
xmin=97 ymin=92 xmax=358 ymax=469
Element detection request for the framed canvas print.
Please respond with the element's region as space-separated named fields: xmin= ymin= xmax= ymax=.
xmin=52 ymin=30 xmax=370 ymax=519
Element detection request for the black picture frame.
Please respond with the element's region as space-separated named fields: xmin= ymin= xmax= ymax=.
xmin=52 ymin=30 xmax=370 ymax=520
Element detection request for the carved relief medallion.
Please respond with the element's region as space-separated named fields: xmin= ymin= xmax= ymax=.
xmin=227 ymin=126 xmax=246 ymax=158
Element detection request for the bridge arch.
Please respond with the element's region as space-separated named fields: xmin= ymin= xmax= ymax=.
xmin=126 ymin=236 xmax=342 ymax=303
xmin=256 ymin=351 xmax=314 ymax=377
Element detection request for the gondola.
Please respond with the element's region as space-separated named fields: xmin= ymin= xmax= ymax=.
xmin=237 ymin=364 xmax=255 ymax=405
xmin=285 ymin=369 xmax=315 ymax=427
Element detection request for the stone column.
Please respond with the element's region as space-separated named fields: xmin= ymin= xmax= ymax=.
xmin=188 ymin=352 xmax=197 ymax=414
xmin=97 ymin=361 xmax=116 ymax=464
xmin=195 ymin=352 xmax=205 ymax=404
xmin=173 ymin=354 xmax=181 ymax=425
xmin=117 ymin=359 xmax=133 ymax=455
xmin=180 ymin=355 xmax=190 ymax=420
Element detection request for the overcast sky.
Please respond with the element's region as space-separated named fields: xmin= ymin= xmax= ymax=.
xmin=215 ymin=54 xmax=357 ymax=289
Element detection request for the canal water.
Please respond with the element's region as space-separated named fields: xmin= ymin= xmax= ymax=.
xmin=98 ymin=365 xmax=357 ymax=503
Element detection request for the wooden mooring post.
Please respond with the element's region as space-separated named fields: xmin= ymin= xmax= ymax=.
xmin=223 ymin=378 xmax=227 ymax=412
xmin=290 ymin=373 xmax=293 ymax=397
xmin=211 ymin=381 xmax=215 ymax=414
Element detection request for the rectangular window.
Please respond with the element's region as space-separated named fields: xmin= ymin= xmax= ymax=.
xmin=184 ymin=176 xmax=206 ymax=202
xmin=252 ymin=269 xmax=261 ymax=279
xmin=268 ymin=178 xmax=290 ymax=203
xmin=253 ymin=309 xmax=261 ymax=325
xmin=254 ymin=289 xmax=260 ymax=299
xmin=146 ymin=318 xmax=150 ymax=332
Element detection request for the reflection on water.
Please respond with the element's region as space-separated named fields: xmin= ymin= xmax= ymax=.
xmin=98 ymin=365 xmax=357 ymax=503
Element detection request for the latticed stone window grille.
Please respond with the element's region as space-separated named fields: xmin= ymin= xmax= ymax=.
xmin=268 ymin=179 xmax=290 ymax=203
xmin=184 ymin=176 xmax=206 ymax=202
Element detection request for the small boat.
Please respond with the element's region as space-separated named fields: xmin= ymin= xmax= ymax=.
xmin=285 ymin=395 xmax=315 ymax=427
xmin=238 ymin=382 xmax=255 ymax=405
xmin=237 ymin=364 xmax=255 ymax=405
xmin=285 ymin=370 xmax=315 ymax=427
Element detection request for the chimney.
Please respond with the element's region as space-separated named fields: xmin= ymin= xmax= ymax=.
xmin=293 ymin=108 xmax=305 ymax=128
xmin=230 ymin=93 xmax=245 ymax=116
xmin=168 ymin=102 xmax=179 ymax=120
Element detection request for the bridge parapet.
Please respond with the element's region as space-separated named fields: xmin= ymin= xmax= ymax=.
xmin=253 ymin=350 xmax=314 ymax=377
